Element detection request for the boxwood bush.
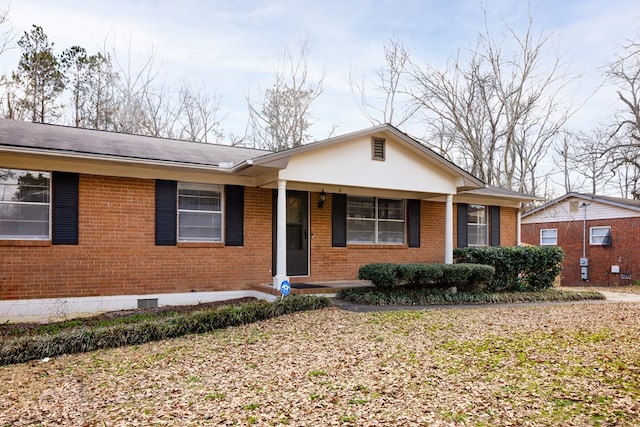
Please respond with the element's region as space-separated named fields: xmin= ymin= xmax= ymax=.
xmin=0 ymin=296 xmax=330 ymax=366
xmin=454 ymin=246 xmax=564 ymax=292
xmin=358 ymin=262 xmax=495 ymax=291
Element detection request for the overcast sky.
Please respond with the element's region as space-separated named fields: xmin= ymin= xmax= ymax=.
xmin=2 ymin=0 xmax=639 ymax=141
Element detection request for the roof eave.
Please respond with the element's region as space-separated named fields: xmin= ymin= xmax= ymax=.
xmin=0 ymin=146 xmax=238 ymax=174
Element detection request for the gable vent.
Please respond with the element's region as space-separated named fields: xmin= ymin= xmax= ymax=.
xmin=569 ymin=200 xmax=579 ymax=213
xmin=372 ymin=137 xmax=385 ymax=161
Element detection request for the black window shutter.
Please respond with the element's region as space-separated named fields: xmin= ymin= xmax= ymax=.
xmin=332 ymin=193 xmax=347 ymax=247
xmin=490 ymin=205 xmax=501 ymax=246
xmin=52 ymin=172 xmax=79 ymax=245
xmin=225 ymin=185 xmax=244 ymax=246
xmin=155 ymin=180 xmax=177 ymax=246
xmin=457 ymin=203 xmax=468 ymax=248
xmin=407 ymin=199 xmax=421 ymax=248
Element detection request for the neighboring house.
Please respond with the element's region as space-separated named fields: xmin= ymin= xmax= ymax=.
xmin=0 ymin=119 xmax=536 ymax=321
xmin=521 ymin=192 xmax=640 ymax=286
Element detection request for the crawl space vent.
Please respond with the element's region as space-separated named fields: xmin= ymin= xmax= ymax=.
xmin=137 ymin=298 xmax=158 ymax=309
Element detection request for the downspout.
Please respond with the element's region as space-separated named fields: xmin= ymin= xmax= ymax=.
xmin=582 ymin=202 xmax=590 ymax=259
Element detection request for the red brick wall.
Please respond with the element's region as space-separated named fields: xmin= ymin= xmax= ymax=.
xmin=0 ymin=175 xmax=522 ymax=300
xmin=1 ymin=175 xmax=274 ymax=300
xmin=522 ymin=218 xmax=640 ymax=286
xmin=500 ymin=207 xmax=518 ymax=246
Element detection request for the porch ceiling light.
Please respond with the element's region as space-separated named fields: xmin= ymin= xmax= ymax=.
xmin=318 ymin=190 xmax=326 ymax=209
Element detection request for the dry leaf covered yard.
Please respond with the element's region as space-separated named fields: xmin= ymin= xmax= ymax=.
xmin=1 ymin=303 xmax=639 ymax=426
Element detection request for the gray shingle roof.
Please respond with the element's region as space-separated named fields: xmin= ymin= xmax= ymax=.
xmin=522 ymin=192 xmax=640 ymax=217
xmin=0 ymin=119 xmax=270 ymax=167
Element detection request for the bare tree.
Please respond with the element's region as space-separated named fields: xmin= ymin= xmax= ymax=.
xmin=0 ymin=5 xmax=12 ymax=58
xmin=137 ymin=78 xmax=178 ymax=138
xmin=349 ymin=37 xmax=417 ymax=127
xmin=176 ymin=81 xmax=223 ymax=143
xmin=573 ymin=129 xmax=615 ymax=195
xmin=608 ymin=35 xmax=640 ymax=143
xmin=110 ymin=39 xmax=161 ymax=134
xmin=0 ymin=6 xmax=14 ymax=119
xmin=552 ymin=130 xmax=579 ymax=194
xmin=605 ymin=33 xmax=640 ymax=197
xmin=247 ymin=38 xmax=324 ymax=151
xmin=409 ymin=8 xmax=572 ymax=194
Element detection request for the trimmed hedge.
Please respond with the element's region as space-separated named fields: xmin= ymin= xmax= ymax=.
xmin=454 ymin=246 xmax=564 ymax=292
xmin=0 ymin=296 xmax=330 ymax=366
xmin=336 ymin=287 xmax=604 ymax=306
xmin=358 ymin=262 xmax=495 ymax=291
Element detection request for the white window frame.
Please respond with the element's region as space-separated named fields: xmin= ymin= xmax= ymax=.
xmin=177 ymin=182 xmax=224 ymax=242
xmin=590 ymin=226 xmax=611 ymax=246
xmin=0 ymin=168 xmax=51 ymax=240
xmin=467 ymin=204 xmax=489 ymax=247
xmin=346 ymin=196 xmax=405 ymax=245
xmin=540 ymin=228 xmax=558 ymax=246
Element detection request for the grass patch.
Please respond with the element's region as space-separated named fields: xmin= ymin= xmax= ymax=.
xmin=336 ymin=286 xmax=604 ymax=305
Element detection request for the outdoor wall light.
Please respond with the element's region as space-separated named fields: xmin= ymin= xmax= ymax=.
xmin=318 ymin=190 xmax=326 ymax=208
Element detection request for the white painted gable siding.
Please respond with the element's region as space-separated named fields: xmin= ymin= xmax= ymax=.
xmin=522 ymin=197 xmax=640 ymax=224
xmin=279 ymin=135 xmax=459 ymax=194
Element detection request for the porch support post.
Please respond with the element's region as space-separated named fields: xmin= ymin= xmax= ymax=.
xmin=273 ymin=179 xmax=289 ymax=290
xmin=445 ymin=194 xmax=454 ymax=264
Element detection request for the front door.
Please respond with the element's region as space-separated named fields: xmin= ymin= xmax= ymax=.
xmin=285 ymin=191 xmax=309 ymax=276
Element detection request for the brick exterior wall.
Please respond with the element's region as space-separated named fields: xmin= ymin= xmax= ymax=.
xmin=0 ymin=174 xmax=520 ymax=300
xmin=1 ymin=175 xmax=274 ymax=300
xmin=521 ymin=218 xmax=640 ymax=286
xmin=500 ymin=207 xmax=518 ymax=246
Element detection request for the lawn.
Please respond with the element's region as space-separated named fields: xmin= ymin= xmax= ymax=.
xmin=1 ymin=303 xmax=639 ymax=426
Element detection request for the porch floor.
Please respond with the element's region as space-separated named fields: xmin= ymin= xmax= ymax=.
xmin=249 ymin=280 xmax=371 ymax=296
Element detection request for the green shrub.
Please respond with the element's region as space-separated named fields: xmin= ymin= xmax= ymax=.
xmin=336 ymin=287 xmax=604 ymax=306
xmin=0 ymin=296 xmax=330 ymax=366
xmin=357 ymin=263 xmax=405 ymax=288
xmin=454 ymin=246 xmax=564 ymax=292
xmin=358 ymin=262 xmax=494 ymax=291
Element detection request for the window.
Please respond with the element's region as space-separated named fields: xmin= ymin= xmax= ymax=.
xmin=590 ymin=226 xmax=611 ymax=246
xmin=347 ymin=196 xmax=404 ymax=244
xmin=540 ymin=228 xmax=558 ymax=246
xmin=0 ymin=169 xmax=50 ymax=239
xmin=467 ymin=204 xmax=488 ymax=246
xmin=178 ymin=183 xmax=223 ymax=242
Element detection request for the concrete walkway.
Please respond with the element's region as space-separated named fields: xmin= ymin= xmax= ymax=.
xmin=594 ymin=291 xmax=640 ymax=303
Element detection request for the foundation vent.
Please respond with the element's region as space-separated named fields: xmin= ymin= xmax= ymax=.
xmin=137 ymin=298 xmax=158 ymax=309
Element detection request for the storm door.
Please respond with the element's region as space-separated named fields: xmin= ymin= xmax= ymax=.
xmin=285 ymin=191 xmax=309 ymax=276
